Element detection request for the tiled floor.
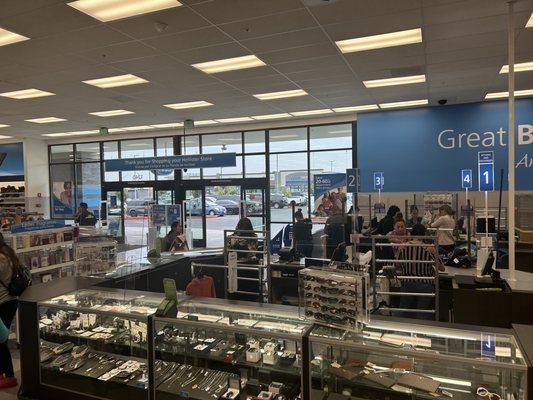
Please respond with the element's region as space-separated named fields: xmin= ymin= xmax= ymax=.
xmin=0 ymin=347 xmax=20 ymax=400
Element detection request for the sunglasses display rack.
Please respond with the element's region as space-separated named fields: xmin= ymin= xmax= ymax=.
xmin=299 ymin=267 xmax=369 ymax=332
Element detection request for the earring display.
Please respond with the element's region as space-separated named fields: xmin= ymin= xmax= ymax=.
xmin=299 ymin=267 xmax=369 ymax=331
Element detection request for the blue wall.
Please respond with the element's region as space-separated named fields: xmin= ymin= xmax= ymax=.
xmin=357 ymin=99 xmax=533 ymax=192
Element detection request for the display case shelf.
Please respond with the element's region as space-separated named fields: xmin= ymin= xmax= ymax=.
xmin=31 ymin=261 xmax=75 ymax=275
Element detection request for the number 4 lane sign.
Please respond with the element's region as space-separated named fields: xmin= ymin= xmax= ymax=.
xmin=478 ymin=151 xmax=494 ymax=192
xmin=461 ymin=169 xmax=472 ymax=189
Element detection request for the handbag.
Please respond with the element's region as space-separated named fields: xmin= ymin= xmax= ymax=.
xmin=0 ymin=318 xmax=8 ymax=343
xmin=0 ymin=265 xmax=32 ymax=296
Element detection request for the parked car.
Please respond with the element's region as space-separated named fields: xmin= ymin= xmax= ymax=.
xmin=125 ymin=199 xmax=153 ymax=217
xmin=187 ymin=198 xmax=226 ymax=216
xmin=270 ymin=193 xmax=288 ymax=209
xmin=217 ymin=195 xmax=262 ymax=214
xmin=287 ymin=192 xmax=308 ymax=206
xmin=216 ymin=199 xmax=240 ymax=214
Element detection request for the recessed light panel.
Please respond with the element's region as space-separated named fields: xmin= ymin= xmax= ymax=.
xmin=83 ymin=74 xmax=148 ymax=88
xmin=0 ymin=135 xmax=13 ymax=139
xmin=120 ymin=125 xmax=155 ymax=131
xmin=0 ymin=124 xmax=10 ymax=129
xmin=251 ymin=113 xmax=292 ymax=120
xmin=500 ymin=61 xmax=533 ymax=74
xmin=527 ymin=13 xmax=533 ymax=28
xmin=291 ymin=109 xmax=333 ymax=116
xmin=26 ymin=117 xmax=67 ymax=124
xmin=253 ymin=89 xmax=307 ymax=100
xmin=0 ymin=28 xmax=29 ymax=47
xmin=192 ymin=55 xmax=265 ymax=74
xmin=151 ymin=122 xmax=184 ymax=128
xmin=164 ymin=101 xmax=213 ymax=110
xmin=363 ymin=75 xmax=426 ymax=88
xmin=485 ymin=89 xmax=533 ymax=99
xmin=67 ymin=0 xmax=182 ymax=22
xmin=379 ymin=99 xmax=428 ymax=109
xmin=194 ymin=120 xmax=219 ymax=126
xmin=43 ymin=130 xmax=98 ymax=137
xmin=89 ymin=109 xmax=134 ymax=117
xmin=215 ymin=117 xmax=253 ymax=123
xmin=336 ymin=28 xmax=422 ymax=53
xmin=0 ymin=88 xmax=55 ymax=99
xmin=333 ymin=105 xmax=379 ymax=112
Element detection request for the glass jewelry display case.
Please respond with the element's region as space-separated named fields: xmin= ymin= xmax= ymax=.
xmin=37 ymin=288 xmax=165 ymax=400
xmin=307 ymin=318 xmax=528 ymax=400
xmin=153 ymin=297 xmax=311 ymax=400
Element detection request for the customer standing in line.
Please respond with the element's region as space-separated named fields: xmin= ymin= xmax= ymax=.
xmin=0 ymin=234 xmax=22 ymax=389
xmin=293 ymin=208 xmax=313 ymax=258
xmin=431 ymin=205 xmax=456 ymax=253
xmin=375 ymin=205 xmax=401 ymax=235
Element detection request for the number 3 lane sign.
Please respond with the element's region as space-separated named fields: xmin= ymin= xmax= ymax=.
xmin=478 ymin=151 xmax=494 ymax=192
xmin=461 ymin=169 xmax=472 ymax=189
xmin=373 ymin=172 xmax=384 ymax=190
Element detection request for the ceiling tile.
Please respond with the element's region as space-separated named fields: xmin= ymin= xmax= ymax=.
xmin=240 ymin=28 xmax=329 ymax=53
xmin=142 ymin=26 xmax=233 ymax=53
xmin=78 ymin=41 xmax=159 ymax=64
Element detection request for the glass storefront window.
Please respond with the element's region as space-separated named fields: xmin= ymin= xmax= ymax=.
xmin=269 ymin=127 xmax=307 ymax=153
xmin=310 ymin=124 xmax=352 ymax=150
xmin=75 ymin=163 xmax=101 ymax=214
xmin=121 ymin=139 xmax=155 ymax=181
xmin=244 ymin=130 xmax=265 ymax=153
xmin=156 ymin=137 xmax=175 ymax=181
xmin=50 ymin=145 xmax=74 ymax=163
xmin=181 ymin=135 xmax=200 ymax=155
xmin=103 ymin=141 xmax=120 ymax=181
xmin=270 ymin=154 xmax=308 ymax=221
xmin=50 ymin=164 xmax=75 ymax=218
xmin=75 ymin=142 xmax=100 ymax=162
xmin=245 ymin=154 xmax=266 ymax=178
xmin=202 ymin=132 xmax=242 ymax=154
xmin=203 ymin=156 xmax=243 ymax=179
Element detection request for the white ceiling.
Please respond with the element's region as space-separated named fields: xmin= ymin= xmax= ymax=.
xmin=0 ymin=0 xmax=532 ymax=139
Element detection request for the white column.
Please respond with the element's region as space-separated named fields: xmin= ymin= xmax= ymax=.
xmin=23 ymin=138 xmax=50 ymax=218
xmin=507 ymin=0 xmax=516 ymax=280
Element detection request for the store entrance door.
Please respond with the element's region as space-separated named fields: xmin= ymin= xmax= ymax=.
xmin=123 ymin=187 xmax=154 ymax=247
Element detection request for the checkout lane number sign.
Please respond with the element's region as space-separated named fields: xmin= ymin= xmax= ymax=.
xmin=461 ymin=169 xmax=473 ymax=189
xmin=373 ymin=172 xmax=384 ymax=190
xmin=478 ymin=151 xmax=494 ymax=192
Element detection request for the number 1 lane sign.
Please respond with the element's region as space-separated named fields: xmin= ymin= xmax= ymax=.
xmin=478 ymin=151 xmax=494 ymax=192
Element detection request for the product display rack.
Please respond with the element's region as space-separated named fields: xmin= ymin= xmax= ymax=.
xmin=154 ymin=298 xmax=311 ymax=400
xmin=9 ymin=226 xmax=76 ymax=283
xmin=307 ymin=318 xmax=528 ymax=400
xmin=75 ymin=235 xmax=117 ymax=277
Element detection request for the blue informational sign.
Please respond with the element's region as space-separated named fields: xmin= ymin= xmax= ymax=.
xmin=481 ymin=333 xmax=496 ymax=358
xmin=461 ymin=169 xmax=473 ymax=189
xmin=357 ymin=98 xmax=533 ymax=191
xmin=373 ymin=172 xmax=384 ymax=190
xmin=346 ymin=168 xmax=359 ymax=193
xmin=151 ymin=205 xmax=167 ymax=226
xmin=104 ymin=153 xmax=237 ymax=172
xmin=166 ymin=205 xmax=181 ymax=226
xmin=10 ymin=220 xmax=66 ymax=234
xmin=478 ymin=151 xmax=495 ymax=191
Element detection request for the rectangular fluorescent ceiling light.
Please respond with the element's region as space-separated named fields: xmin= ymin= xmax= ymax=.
xmin=364 ymin=74 xmax=426 ymax=88
xmin=485 ymin=89 xmax=533 ymax=99
xmin=336 ymin=28 xmax=422 ymax=53
xmin=120 ymin=125 xmax=154 ymax=131
xmin=254 ymin=89 xmax=307 ymax=100
xmin=108 ymin=128 xmax=127 ymax=133
xmin=251 ymin=113 xmax=292 ymax=120
xmin=26 ymin=117 xmax=67 ymax=123
xmin=0 ymin=27 xmax=29 ymax=47
xmin=151 ymin=122 xmax=183 ymax=128
xmin=215 ymin=117 xmax=253 ymax=123
xmin=379 ymin=99 xmax=428 ymax=109
xmin=83 ymin=74 xmax=148 ymax=88
xmin=89 ymin=109 xmax=134 ymax=117
xmin=0 ymin=88 xmax=55 ymax=99
xmin=68 ymin=0 xmax=182 ymax=22
xmin=192 ymin=55 xmax=265 ymax=74
xmin=0 ymin=124 xmax=10 ymax=128
xmin=43 ymin=130 xmax=98 ymax=137
xmin=333 ymin=105 xmax=379 ymax=112
xmin=0 ymin=135 xmax=13 ymax=139
xmin=164 ymin=101 xmax=213 ymax=110
xmin=291 ymin=109 xmax=333 ymax=116
xmin=527 ymin=13 xmax=533 ymax=28
xmin=500 ymin=61 xmax=533 ymax=73
xmin=194 ymin=120 xmax=219 ymax=126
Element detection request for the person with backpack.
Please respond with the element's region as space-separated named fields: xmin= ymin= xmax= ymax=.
xmin=0 ymin=233 xmax=29 ymax=389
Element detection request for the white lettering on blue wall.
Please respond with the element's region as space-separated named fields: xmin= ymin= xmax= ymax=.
xmin=438 ymin=125 xmax=532 ymax=149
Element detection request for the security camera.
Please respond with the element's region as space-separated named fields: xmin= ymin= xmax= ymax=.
xmin=438 ymin=99 xmax=448 ymax=105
